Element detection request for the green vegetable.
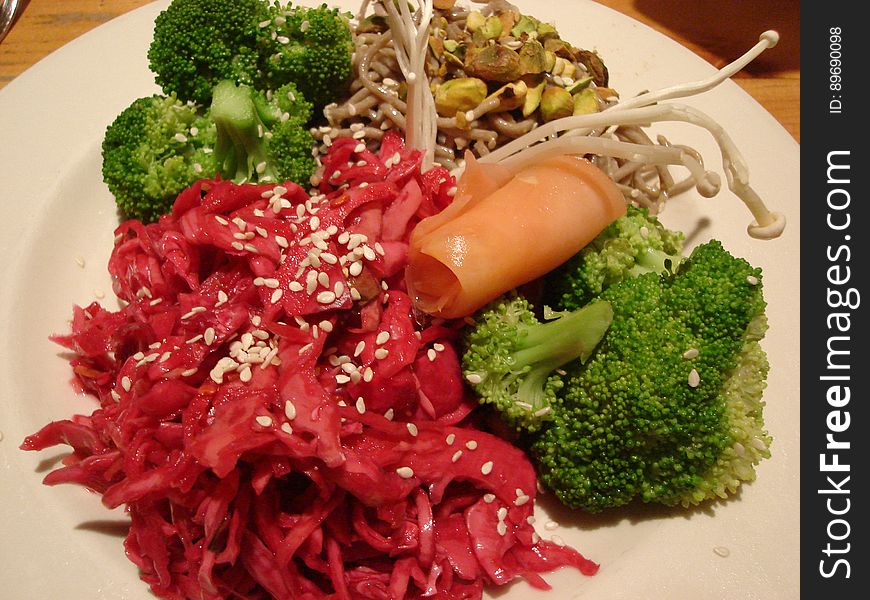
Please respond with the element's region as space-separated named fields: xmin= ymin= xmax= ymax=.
xmin=545 ymin=205 xmax=685 ymax=310
xmin=147 ymin=0 xmax=353 ymax=110
xmin=101 ymin=94 xmax=218 ymax=223
xmin=462 ymin=295 xmax=613 ymax=432
xmin=463 ymin=207 xmax=772 ymax=513
xmin=532 ymin=240 xmax=771 ymax=512
xmin=211 ymin=80 xmax=317 ymax=187
xmin=257 ymin=2 xmax=354 ymax=110
xmin=102 ymin=81 xmax=316 ymax=223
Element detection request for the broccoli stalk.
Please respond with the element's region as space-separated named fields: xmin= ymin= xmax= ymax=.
xmin=462 ymin=296 xmax=613 ymax=432
xmin=211 ymin=80 xmax=273 ymax=184
xmin=211 ymin=80 xmax=317 ymax=186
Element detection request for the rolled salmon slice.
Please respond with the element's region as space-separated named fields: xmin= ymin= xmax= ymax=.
xmin=406 ymin=154 xmax=626 ymax=318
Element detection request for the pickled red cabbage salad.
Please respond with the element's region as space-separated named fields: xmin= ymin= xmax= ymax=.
xmin=22 ymin=132 xmax=597 ymax=598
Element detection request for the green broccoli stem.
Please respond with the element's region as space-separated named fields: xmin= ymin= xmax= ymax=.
xmin=211 ymin=80 xmax=275 ymax=183
xmin=513 ymin=300 xmax=613 ymax=371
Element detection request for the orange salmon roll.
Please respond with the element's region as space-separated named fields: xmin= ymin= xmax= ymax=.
xmin=406 ymin=155 xmax=626 ymax=318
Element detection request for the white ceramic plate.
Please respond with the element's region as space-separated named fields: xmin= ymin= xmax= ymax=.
xmin=0 ymin=1 xmax=800 ymax=598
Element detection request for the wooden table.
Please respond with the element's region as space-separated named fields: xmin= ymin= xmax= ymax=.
xmin=0 ymin=0 xmax=799 ymax=142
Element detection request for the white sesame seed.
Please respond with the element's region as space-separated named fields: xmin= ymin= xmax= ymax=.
xmin=340 ymin=362 xmax=357 ymax=374
xmin=239 ymin=366 xmax=253 ymax=382
xmin=289 ymin=281 xmax=304 ymax=292
xmin=231 ymin=242 xmax=245 ymax=251
xmin=433 ymin=343 xmax=445 ymax=352
xmin=451 ymin=450 xmax=462 ymax=463
xmin=465 ymin=440 xmax=478 ymax=450
xmin=336 ymin=374 xmax=351 ymax=384
xmin=285 ymin=400 xmax=297 ymax=420
xmin=446 ymin=434 xmax=455 ymax=445
xmin=333 ymin=281 xmax=345 ymax=297
xmin=497 ymin=522 xmax=508 ymax=536
xmin=427 ymin=349 xmax=437 ymax=361
xmin=465 ymin=373 xmax=482 ymax=384
xmin=121 ymin=376 xmax=131 ymax=392
xmin=406 ymin=423 xmax=418 ymax=436
xmin=396 ymin=466 xmax=414 ymax=479
xmin=480 ymin=461 xmax=494 ymax=475
xmin=356 ymin=397 xmax=367 ymax=414
xmin=514 ymin=495 xmax=530 ymax=506
xmin=544 ymin=521 xmax=560 ymax=531
xmin=182 ymin=368 xmax=197 ymax=377
xmin=683 ymin=348 xmax=700 ymax=359
xmin=255 ymin=415 xmax=272 ymax=427
xmin=362 ymin=367 xmax=374 ymax=382
xmin=688 ymin=369 xmax=701 ymax=388
xmin=374 ymin=348 xmax=389 ymax=360
xmin=375 ymin=331 xmax=390 ymax=345
xmin=747 ymin=275 xmax=759 ymax=285
xmin=316 ymin=291 xmax=336 ymax=304
xmin=270 ymin=289 xmax=284 ymax=304
xmin=384 ymin=408 xmax=394 ymax=421
xmin=280 ymin=423 xmax=293 ymax=435
xmin=483 ymin=494 xmax=495 ymax=503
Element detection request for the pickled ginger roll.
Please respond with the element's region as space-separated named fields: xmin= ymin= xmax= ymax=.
xmin=406 ymin=154 xmax=626 ymax=318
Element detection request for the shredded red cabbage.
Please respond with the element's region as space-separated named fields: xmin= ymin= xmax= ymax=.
xmin=22 ymin=132 xmax=598 ymax=599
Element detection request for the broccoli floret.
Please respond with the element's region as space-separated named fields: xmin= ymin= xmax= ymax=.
xmin=101 ymin=94 xmax=218 ymax=223
xmin=462 ymin=295 xmax=613 ymax=432
xmin=531 ymin=240 xmax=771 ymax=512
xmin=148 ymin=0 xmax=269 ymax=105
xmin=546 ymin=205 xmax=685 ymax=310
xmin=211 ymin=80 xmax=316 ymax=186
xmin=147 ymin=0 xmax=353 ymax=111
xmin=257 ymin=3 xmax=354 ymax=110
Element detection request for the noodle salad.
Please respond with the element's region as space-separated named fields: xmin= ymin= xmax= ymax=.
xmin=10 ymin=1 xmax=793 ymax=599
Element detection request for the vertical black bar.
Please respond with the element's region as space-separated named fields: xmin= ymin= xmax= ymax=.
xmin=801 ymin=2 xmax=867 ymax=596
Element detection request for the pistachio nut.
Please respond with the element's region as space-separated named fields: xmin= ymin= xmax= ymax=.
xmin=518 ymin=40 xmax=547 ymax=74
xmin=466 ymin=10 xmax=486 ymax=32
xmin=486 ymin=80 xmax=529 ymax=111
xmin=434 ymin=77 xmax=488 ymax=117
xmin=511 ymin=14 xmax=539 ymax=38
xmin=477 ymin=15 xmax=503 ymax=40
xmin=464 ymin=44 xmax=523 ymax=82
xmin=572 ymin=87 xmax=599 ymax=115
xmin=566 ymin=75 xmax=593 ymax=94
xmin=522 ymin=78 xmax=546 ymax=117
xmin=540 ymin=86 xmax=573 ymax=121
